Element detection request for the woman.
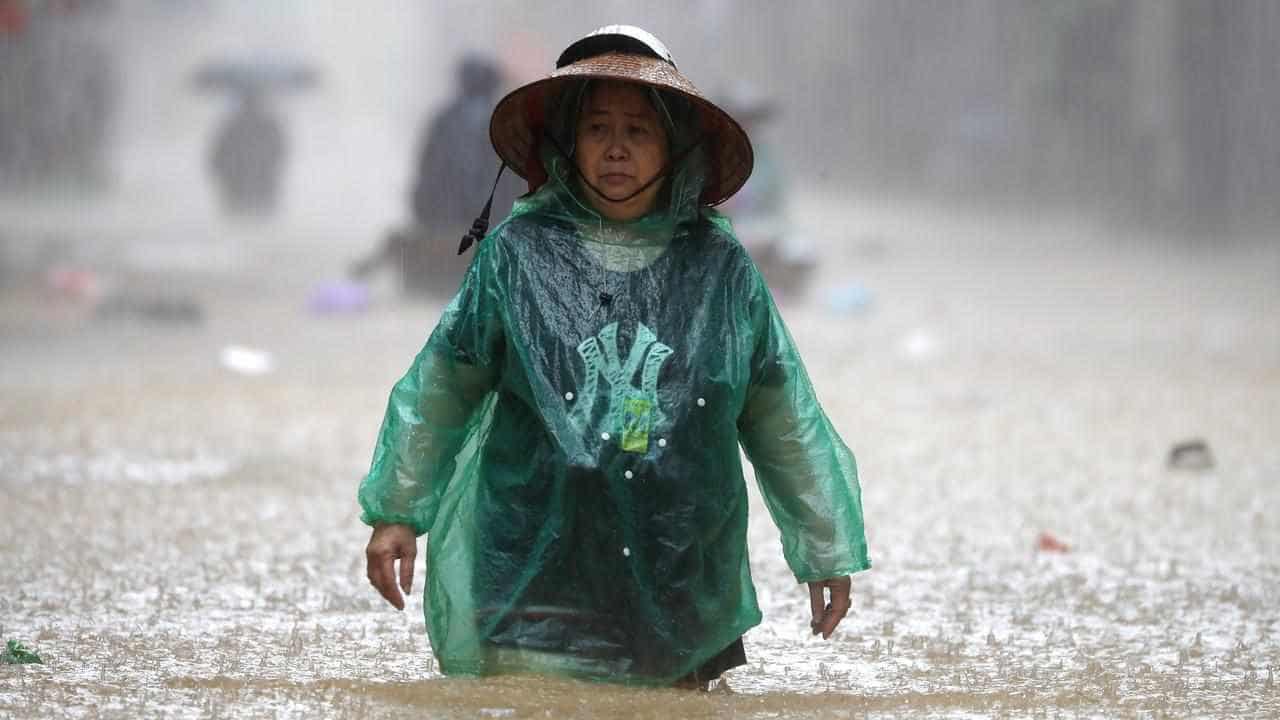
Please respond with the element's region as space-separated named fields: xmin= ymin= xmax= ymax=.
xmin=359 ymin=25 xmax=870 ymax=687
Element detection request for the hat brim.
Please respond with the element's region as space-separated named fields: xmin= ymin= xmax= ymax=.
xmin=490 ymin=52 xmax=754 ymax=207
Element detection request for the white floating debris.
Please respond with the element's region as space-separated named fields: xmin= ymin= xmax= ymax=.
xmin=601 ymin=432 xmax=611 ymax=441
xmin=219 ymin=345 xmax=275 ymax=376
xmin=657 ymin=438 xmax=667 ymax=448
xmin=622 ymin=547 xmax=631 ymax=557
xmin=564 ymin=391 xmax=574 ymax=401
xmin=899 ymin=328 xmax=939 ymax=361
xmin=624 ymin=470 xmax=633 ymax=480
xmin=696 ymin=397 xmax=706 ymax=407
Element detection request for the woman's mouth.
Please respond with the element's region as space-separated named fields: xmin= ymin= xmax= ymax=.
xmin=600 ymin=172 xmax=632 ymax=186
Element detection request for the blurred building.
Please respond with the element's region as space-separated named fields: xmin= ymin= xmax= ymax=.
xmin=819 ymin=0 xmax=1280 ymax=236
xmin=0 ymin=0 xmax=118 ymax=190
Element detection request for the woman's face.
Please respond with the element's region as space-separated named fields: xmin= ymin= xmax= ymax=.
xmin=574 ymin=81 xmax=670 ymax=221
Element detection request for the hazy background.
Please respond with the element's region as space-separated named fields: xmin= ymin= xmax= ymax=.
xmin=3 ymin=0 xmax=1279 ymax=251
xmin=2 ymin=2 xmax=1279 ymax=718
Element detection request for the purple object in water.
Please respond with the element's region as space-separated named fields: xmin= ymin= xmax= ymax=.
xmin=308 ymin=281 xmax=370 ymax=314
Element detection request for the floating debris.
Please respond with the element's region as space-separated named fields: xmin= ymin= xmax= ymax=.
xmin=95 ymin=292 xmax=204 ymax=325
xmin=899 ymin=328 xmax=940 ymax=361
xmin=2 ymin=640 xmax=43 ymax=665
xmin=45 ymin=266 xmax=103 ymax=303
xmin=1036 ymin=531 xmax=1071 ymax=553
xmin=822 ymin=282 xmax=875 ymax=315
xmin=307 ymin=280 xmax=370 ymax=315
xmin=1188 ymin=631 xmax=1204 ymax=658
xmin=219 ymin=345 xmax=276 ymax=376
xmin=1168 ymin=438 xmax=1215 ymax=471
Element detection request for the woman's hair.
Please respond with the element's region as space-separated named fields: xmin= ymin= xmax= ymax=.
xmin=551 ymin=79 xmax=687 ymax=158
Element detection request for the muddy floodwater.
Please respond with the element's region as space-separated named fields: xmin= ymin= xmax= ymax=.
xmin=2 ymin=194 xmax=1278 ymax=718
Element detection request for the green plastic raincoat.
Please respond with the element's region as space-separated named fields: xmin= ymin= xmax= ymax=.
xmin=358 ymin=80 xmax=869 ymax=685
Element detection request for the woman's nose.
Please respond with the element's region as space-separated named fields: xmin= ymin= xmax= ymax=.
xmin=605 ymin=138 xmax=628 ymax=160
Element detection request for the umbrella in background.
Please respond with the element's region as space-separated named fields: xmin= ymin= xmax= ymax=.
xmin=191 ymin=54 xmax=320 ymax=95
xmin=192 ymin=54 xmax=319 ymax=217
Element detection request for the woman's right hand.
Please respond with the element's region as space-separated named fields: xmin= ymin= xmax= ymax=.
xmin=366 ymin=523 xmax=418 ymax=610
xmin=807 ymin=575 xmax=852 ymax=640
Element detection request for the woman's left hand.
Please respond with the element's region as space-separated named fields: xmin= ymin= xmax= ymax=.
xmin=807 ymin=576 xmax=852 ymax=639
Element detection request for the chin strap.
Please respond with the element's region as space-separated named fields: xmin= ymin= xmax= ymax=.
xmin=457 ymin=162 xmax=508 ymax=255
xmin=457 ymin=133 xmax=705 ymax=255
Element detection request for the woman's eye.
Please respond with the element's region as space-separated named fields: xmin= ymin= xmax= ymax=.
xmin=629 ymin=125 xmax=649 ymax=137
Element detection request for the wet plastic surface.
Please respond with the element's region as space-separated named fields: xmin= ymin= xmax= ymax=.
xmin=359 ymin=93 xmax=868 ymax=682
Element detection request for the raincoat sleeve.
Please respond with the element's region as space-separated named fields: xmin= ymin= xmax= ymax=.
xmin=737 ymin=265 xmax=870 ymax=583
xmin=358 ymin=239 xmax=504 ymax=535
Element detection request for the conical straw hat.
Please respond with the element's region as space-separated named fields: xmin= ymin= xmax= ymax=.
xmin=489 ymin=25 xmax=754 ymax=207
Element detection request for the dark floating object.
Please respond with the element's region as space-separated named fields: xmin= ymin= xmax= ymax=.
xmin=1168 ymin=438 xmax=1215 ymax=471
xmin=95 ymin=292 xmax=204 ymax=326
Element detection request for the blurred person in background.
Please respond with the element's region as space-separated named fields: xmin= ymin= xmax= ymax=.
xmin=358 ymin=25 xmax=869 ymax=689
xmin=207 ymin=89 xmax=287 ymax=217
xmin=716 ymin=81 xmax=815 ymax=299
xmin=350 ymin=53 xmax=523 ymax=296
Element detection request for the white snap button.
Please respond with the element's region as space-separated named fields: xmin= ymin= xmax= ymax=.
xmin=565 ymin=391 xmax=574 ymax=401
xmin=696 ymin=397 xmax=706 ymax=407
xmin=601 ymin=432 xmax=611 ymax=441
xmin=624 ymin=470 xmax=633 ymax=480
